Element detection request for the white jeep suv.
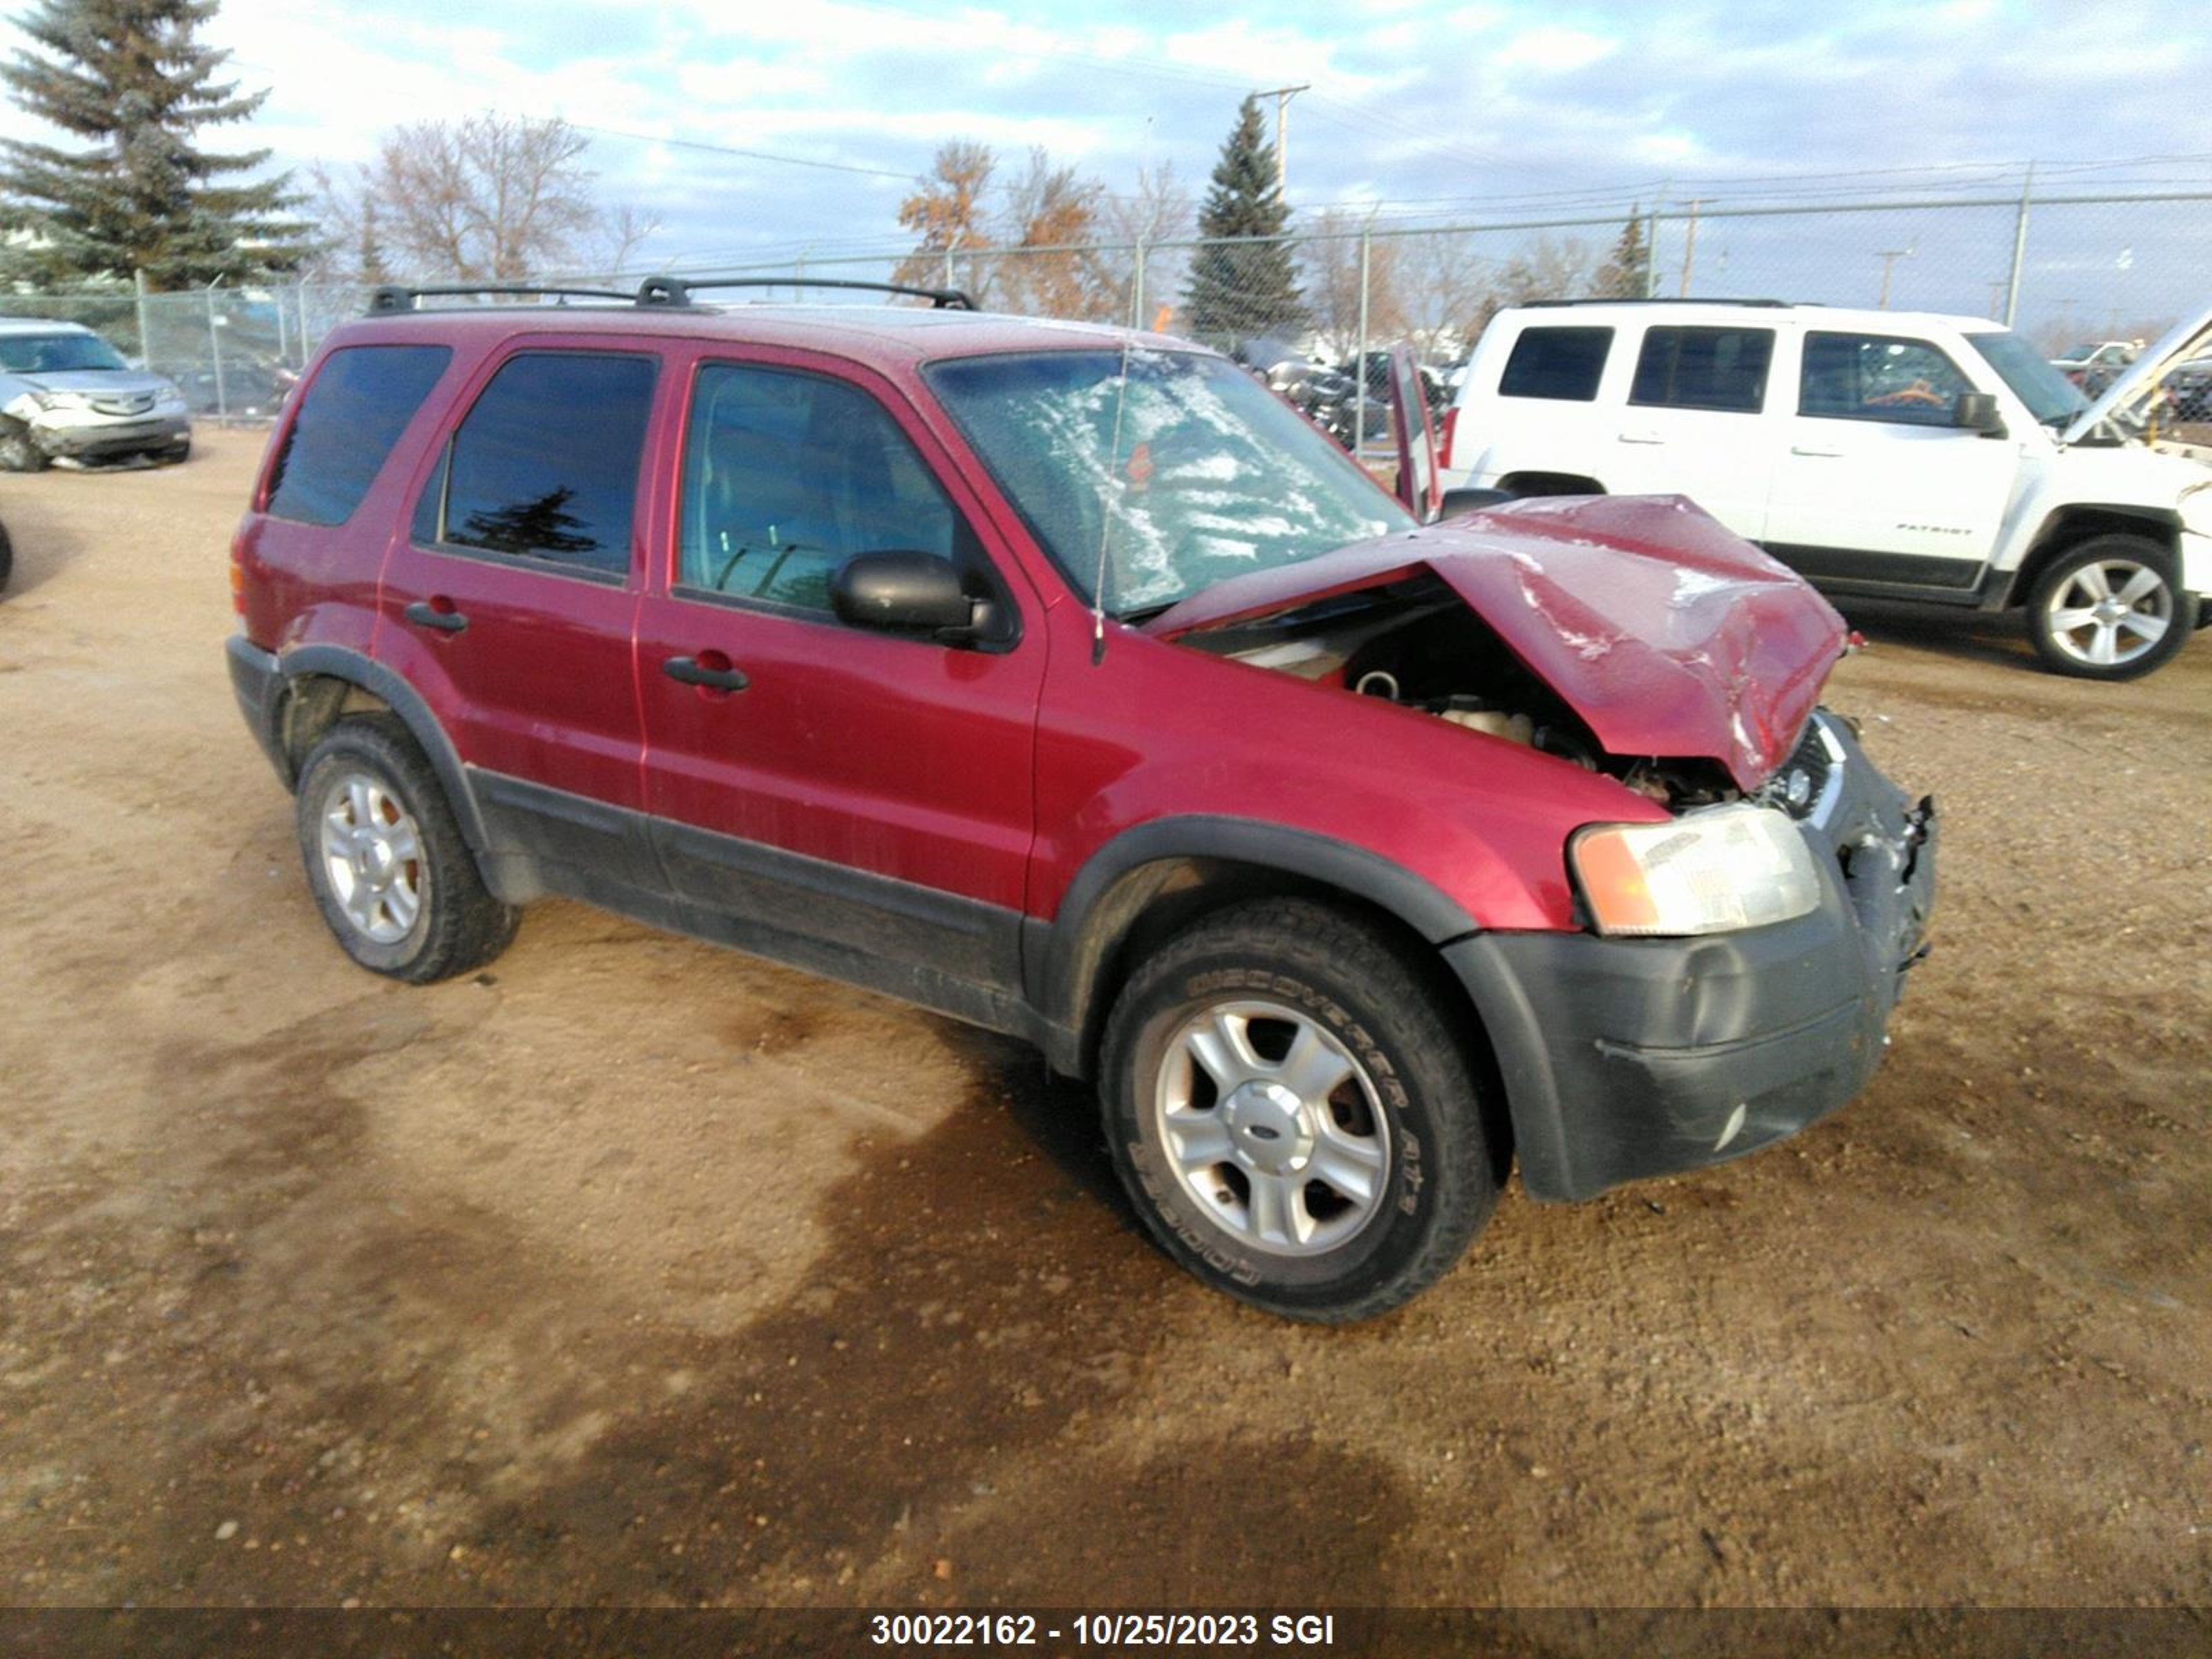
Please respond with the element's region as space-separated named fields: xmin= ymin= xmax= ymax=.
xmin=1438 ymin=299 xmax=2212 ymax=679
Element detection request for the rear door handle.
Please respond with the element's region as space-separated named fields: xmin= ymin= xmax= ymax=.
xmin=663 ymin=653 xmax=749 ymax=693
xmin=402 ymin=599 xmax=467 ymax=634
xmin=1615 ymin=431 xmax=1665 ymax=445
xmin=1790 ymin=444 xmax=1844 ymax=458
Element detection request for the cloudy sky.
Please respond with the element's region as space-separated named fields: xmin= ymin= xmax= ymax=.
xmin=4 ymin=0 xmax=2208 ymax=330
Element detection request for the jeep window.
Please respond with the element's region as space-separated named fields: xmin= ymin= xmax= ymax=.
xmin=1965 ymin=330 xmax=2090 ymax=429
xmin=1629 ymin=326 xmax=1774 ymax=413
xmin=926 ymin=348 xmax=1407 ymax=615
xmin=426 ymin=351 xmax=656 ymax=578
xmin=0 ymin=332 xmax=127 ymax=374
xmin=267 ymin=345 xmax=451 ymax=527
xmin=1498 ymin=328 xmax=1612 ymax=401
xmin=1800 ymin=332 xmax=1973 ymax=427
xmin=676 ymin=364 xmax=988 ymax=616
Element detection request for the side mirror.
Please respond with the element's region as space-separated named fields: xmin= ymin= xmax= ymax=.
xmin=1953 ymin=391 xmax=2007 ymax=437
xmin=832 ymin=550 xmax=1003 ymax=645
xmin=1437 ymin=487 xmax=1513 ymax=522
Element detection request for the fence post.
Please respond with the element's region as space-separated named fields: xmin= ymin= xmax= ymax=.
xmin=207 ymin=283 xmax=228 ymax=422
xmin=1131 ymin=232 xmax=1147 ymax=330
xmin=1353 ymin=223 xmax=1372 ymax=468
xmin=2003 ymin=161 xmax=2034 ymax=328
xmin=133 ymin=268 xmax=152 ymax=369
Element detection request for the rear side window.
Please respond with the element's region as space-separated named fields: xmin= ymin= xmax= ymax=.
xmin=1498 ymin=328 xmax=1612 ymax=401
xmin=1630 ymin=326 xmax=1774 ymax=413
xmin=266 ymin=345 xmax=451 ymax=525
xmin=423 ymin=351 xmax=657 ymax=578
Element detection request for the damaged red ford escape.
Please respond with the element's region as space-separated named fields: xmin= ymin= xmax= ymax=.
xmin=227 ymin=281 xmax=1936 ymax=1320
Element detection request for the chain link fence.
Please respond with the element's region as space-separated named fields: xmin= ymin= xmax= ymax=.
xmin=3 ymin=187 xmax=2200 ymax=425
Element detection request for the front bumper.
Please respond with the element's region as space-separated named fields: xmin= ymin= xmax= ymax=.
xmin=30 ymin=410 xmax=190 ymax=460
xmin=1451 ymin=712 xmax=1936 ymax=1203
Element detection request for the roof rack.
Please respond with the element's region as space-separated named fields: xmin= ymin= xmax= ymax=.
xmin=367 ymin=283 xmax=635 ymax=314
xmin=635 ymin=274 xmax=977 ymax=311
xmin=1519 ymin=296 xmax=1799 ymax=309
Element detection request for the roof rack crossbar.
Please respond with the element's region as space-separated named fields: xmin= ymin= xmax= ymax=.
xmin=635 ymin=274 xmax=977 ymax=311
xmin=367 ymin=283 xmax=635 ymax=315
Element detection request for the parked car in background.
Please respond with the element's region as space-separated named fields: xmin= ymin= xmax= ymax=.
xmin=224 ymin=278 xmax=1934 ymax=1321
xmin=0 ymin=319 xmax=193 ymax=471
xmin=1438 ymin=299 xmax=2212 ymax=679
xmin=2051 ymin=338 xmax=2141 ymax=395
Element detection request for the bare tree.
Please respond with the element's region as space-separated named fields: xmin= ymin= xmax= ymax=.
xmin=1400 ymin=232 xmax=1498 ymax=362
xmin=311 ymin=114 xmax=643 ymax=284
xmin=1302 ymin=209 xmax=1407 ymax=362
xmin=1099 ymin=162 xmax=1193 ymax=329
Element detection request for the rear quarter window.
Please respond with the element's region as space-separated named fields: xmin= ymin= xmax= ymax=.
xmin=265 ymin=345 xmax=452 ymax=526
xmin=1497 ymin=327 xmax=1613 ymax=401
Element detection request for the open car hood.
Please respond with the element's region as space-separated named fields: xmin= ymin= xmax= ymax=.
xmin=1145 ymin=495 xmax=1849 ymax=791
xmin=2063 ymin=302 xmax=2212 ymax=444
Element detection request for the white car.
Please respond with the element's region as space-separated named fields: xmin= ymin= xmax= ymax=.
xmin=1437 ymin=299 xmax=2212 ymax=679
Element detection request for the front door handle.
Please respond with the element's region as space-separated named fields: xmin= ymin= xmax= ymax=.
xmin=663 ymin=653 xmax=749 ymax=693
xmin=1790 ymin=444 xmax=1844 ymax=458
xmin=1615 ymin=431 xmax=1665 ymax=445
xmin=403 ymin=599 xmax=467 ymax=634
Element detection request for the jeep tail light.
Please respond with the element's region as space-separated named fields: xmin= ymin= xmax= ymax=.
xmin=1438 ymin=406 xmax=1457 ymax=472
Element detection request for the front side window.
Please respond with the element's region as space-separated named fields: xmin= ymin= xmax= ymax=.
xmin=268 ymin=345 xmax=451 ymax=526
xmin=926 ymin=348 xmax=1408 ymax=615
xmin=424 ymin=351 xmax=656 ymax=577
xmin=1800 ymin=332 xmax=1971 ymax=427
xmin=1630 ymin=326 xmax=1774 ymax=413
xmin=677 ymin=364 xmax=983 ymax=615
xmin=1498 ymin=327 xmax=1612 ymax=401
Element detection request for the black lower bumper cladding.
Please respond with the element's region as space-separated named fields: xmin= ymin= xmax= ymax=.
xmin=1453 ymin=713 xmax=1937 ymax=1203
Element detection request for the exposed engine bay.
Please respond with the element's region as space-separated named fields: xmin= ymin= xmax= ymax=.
xmin=1177 ymin=572 xmax=1750 ymax=811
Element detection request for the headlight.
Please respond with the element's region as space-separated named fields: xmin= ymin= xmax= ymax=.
xmin=1571 ymin=805 xmax=1824 ymax=937
xmin=28 ymin=390 xmax=86 ymax=411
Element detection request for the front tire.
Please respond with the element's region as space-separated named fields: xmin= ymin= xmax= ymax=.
xmin=1100 ymin=899 xmax=1501 ymax=1322
xmin=0 ymin=420 xmax=49 ymax=474
xmin=294 ymin=714 xmax=519 ymax=982
xmin=2026 ymin=535 xmax=2191 ymax=680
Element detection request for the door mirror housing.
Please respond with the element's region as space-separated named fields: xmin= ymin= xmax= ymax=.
xmin=832 ymin=550 xmax=1004 ymax=645
xmin=1953 ymin=391 xmax=2007 ymax=437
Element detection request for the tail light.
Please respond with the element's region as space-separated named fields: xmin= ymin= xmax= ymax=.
xmin=1438 ymin=406 xmax=1458 ymax=472
xmin=229 ymin=529 xmax=247 ymax=615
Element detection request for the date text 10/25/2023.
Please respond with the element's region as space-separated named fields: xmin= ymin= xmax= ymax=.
xmin=868 ymin=1611 xmax=1338 ymax=1648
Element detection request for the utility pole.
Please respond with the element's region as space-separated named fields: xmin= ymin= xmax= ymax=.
xmin=1252 ymin=84 xmax=1311 ymax=194
xmin=1678 ymin=198 xmax=1700 ymax=297
xmin=1875 ymin=246 xmax=1913 ymax=309
xmin=2003 ymin=160 xmax=2034 ymax=328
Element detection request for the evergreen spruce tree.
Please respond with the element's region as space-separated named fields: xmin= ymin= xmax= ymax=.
xmin=1595 ymin=207 xmax=1652 ymax=299
xmin=1183 ymin=97 xmax=1302 ymax=346
xmin=0 ymin=0 xmax=310 ymax=288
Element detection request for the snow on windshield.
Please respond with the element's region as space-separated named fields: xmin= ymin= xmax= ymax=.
xmin=926 ymin=348 xmax=1408 ymax=613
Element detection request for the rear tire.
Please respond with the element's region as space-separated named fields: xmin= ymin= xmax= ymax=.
xmin=1099 ymin=899 xmax=1500 ymax=1322
xmin=2026 ymin=535 xmax=2191 ymax=680
xmin=294 ymin=714 xmax=519 ymax=982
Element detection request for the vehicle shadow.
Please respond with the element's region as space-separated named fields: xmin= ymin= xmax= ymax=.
xmin=1826 ymin=594 xmax=2042 ymax=675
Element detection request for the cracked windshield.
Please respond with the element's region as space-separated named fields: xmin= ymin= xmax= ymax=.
xmin=927 ymin=348 xmax=1409 ymax=615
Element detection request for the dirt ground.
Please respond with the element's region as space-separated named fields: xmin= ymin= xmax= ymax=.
xmin=2 ymin=431 xmax=2208 ymax=1632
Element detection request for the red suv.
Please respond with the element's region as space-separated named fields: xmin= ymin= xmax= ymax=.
xmin=227 ymin=279 xmax=1936 ymax=1321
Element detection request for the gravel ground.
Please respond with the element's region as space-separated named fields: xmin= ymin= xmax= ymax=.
xmin=1 ymin=433 xmax=2207 ymax=1640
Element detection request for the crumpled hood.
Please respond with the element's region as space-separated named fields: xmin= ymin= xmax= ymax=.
xmin=1146 ymin=495 xmax=1848 ymax=791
